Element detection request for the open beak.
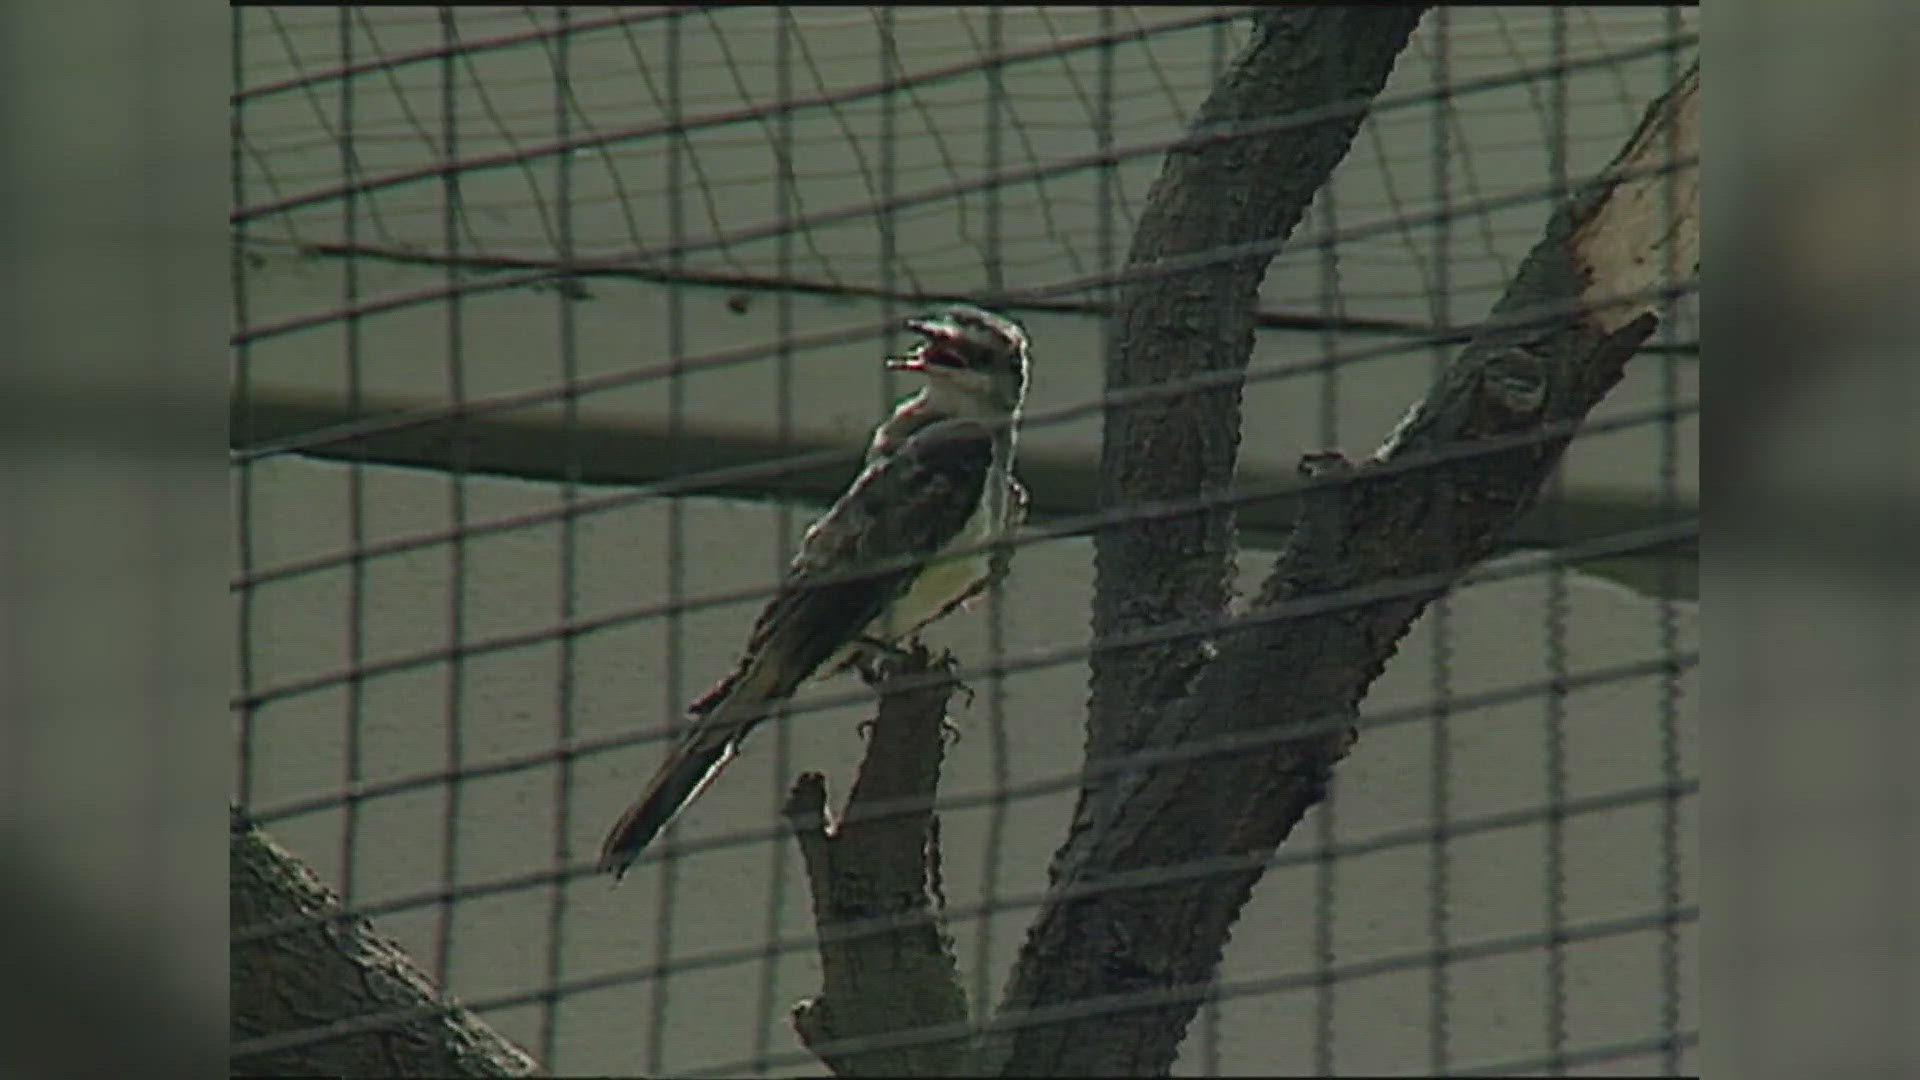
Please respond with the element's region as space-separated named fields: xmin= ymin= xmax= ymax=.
xmin=888 ymin=315 xmax=967 ymax=372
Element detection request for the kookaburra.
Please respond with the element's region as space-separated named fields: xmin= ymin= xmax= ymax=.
xmin=598 ymin=304 xmax=1031 ymax=878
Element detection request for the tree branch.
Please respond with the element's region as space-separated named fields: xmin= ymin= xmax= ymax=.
xmin=994 ymin=59 xmax=1699 ymax=1078
xmin=1082 ymin=1 xmax=1430 ymax=869
xmin=229 ymin=806 xmax=541 ymax=1078
xmin=786 ymin=645 xmax=970 ymax=1076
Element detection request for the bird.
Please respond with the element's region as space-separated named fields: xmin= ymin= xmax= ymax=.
xmin=598 ymin=303 xmax=1032 ymax=879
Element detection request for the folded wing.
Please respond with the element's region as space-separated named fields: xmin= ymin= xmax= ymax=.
xmin=598 ymin=419 xmax=997 ymax=877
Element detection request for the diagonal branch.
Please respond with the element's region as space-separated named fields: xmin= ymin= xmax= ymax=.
xmin=1083 ymin=2 xmax=1430 ymax=856
xmin=995 ymin=58 xmax=1699 ymax=1078
xmin=229 ymin=807 xmax=541 ymax=1077
xmin=786 ymin=645 xmax=970 ymax=1076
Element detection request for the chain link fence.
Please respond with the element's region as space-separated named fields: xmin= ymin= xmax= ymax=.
xmin=231 ymin=7 xmax=1697 ymax=1075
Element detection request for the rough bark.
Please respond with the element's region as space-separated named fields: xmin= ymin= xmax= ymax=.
xmin=787 ymin=646 xmax=971 ymax=1076
xmin=229 ymin=806 xmax=541 ymax=1078
xmin=1083 ymin=2 xmax=1430 ymax=866
xmin=989 ymin=59 xmax=1699 ymax=1079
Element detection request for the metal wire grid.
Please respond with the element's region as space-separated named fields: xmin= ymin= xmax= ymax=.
xmin=233 ymin=7 xmax=1697 ymax=334
xmin=230 ymin=7 xmax=1698 ymax=1076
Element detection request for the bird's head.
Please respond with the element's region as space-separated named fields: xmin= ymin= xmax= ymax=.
xmin=888 ymin=303 xmax=1030 ymax=416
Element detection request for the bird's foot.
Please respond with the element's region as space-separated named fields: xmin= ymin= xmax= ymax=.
xmin=856 ymin=711 xmax=961 ymax=744
xmin=951 ymin=670 xmax=976 ymax=711
xmin=854 ymin=641 xmax=973 ymax=744
xmin=923 ymin=645 xmax=970 ymax=740
xmin=852 ymin=635 xmax=921 ymax=687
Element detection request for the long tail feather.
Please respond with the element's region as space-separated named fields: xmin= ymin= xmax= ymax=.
xmin=596 ymin=656 xmax=792 ymax=879
xmin=596 ymin=731 xmax=737 ymax=879
xmin=592 ymin=422 xmax=994 ymax=878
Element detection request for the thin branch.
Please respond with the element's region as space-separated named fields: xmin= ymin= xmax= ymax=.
xmin=786 ymin=645 xmax=970 ymax=1076
xmin=994 ymin=57 xmax=1699 ymax=1078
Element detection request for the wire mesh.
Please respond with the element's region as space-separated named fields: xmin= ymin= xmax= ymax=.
xmin=230 ymin=6 xmax=1698 ymax=1076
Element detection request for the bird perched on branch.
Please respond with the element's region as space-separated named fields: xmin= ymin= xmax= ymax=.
xmin=598 ymin=304 xmax=1031 ymax=879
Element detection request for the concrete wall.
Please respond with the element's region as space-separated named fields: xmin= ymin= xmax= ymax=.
xmin=233 ymin=7 xmax=1698 ymax=1075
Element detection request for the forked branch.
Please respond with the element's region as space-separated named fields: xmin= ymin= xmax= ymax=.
xmin=786 ymin=645 xmax=971 ymax=1076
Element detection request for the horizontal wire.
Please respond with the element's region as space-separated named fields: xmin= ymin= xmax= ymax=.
xmin=236 ymin=751 xmax=1695 ymax=952
xmin=228 ymin=173 xmax=1690 ymax=445
xmin=256 ymin=238 xmax=1699 ymax=356
xmin=235 ymin=90 xmax=1654 ymax=162
xmin=241 ymin=654 xmax=1695 ymax=949
xmin=231 ymin=896 xmax=1692 ymax=1066
xmin=232 ymin=401 xmax=1696 ymax=711
xmin=231 ymin=19 xmax=1698 ymax=1068
xmin=235 ymin=513 xmax=1692 ymax=808
xmin=235 ymin=441 xmax=1693 ymax=960
xmin=230 ymin=392 xmax=1692 ymax=609
xmin=232 ymin=8 xmax=1254 ymax=220
xmin=1455 ymin=1030 xmax=1698 ymax=1077
xmin=236 ymin=8 xmax=1651 ymax=92
xmin=251 ymin=237 xmax=1464 ymax=337
xmin=235 ymin=7 xmax=699 ymax=105
xmin=240 ymin=11 xmax=1245 ymax=112
xmin=228 ymin=36 xmax=1694 ymax=344
xmin=233 ymin=27 xmax=1678 ymax=227
xmin=235 ymin=534 xmax=1695 ymax=1060
xmin=230 ymin=213 xmax=1691 ymax=469
xmin=240 ymin=538 xmax=1697 ymax=841
xmin=228 ymin=176 xmax=1690 ymax=441
xmin=230 ymin=276 xmax=1695 ymax=591
xmin=234 ymin=574 xmax=1694 ymax=990
xmin=244 ymin=637 xmax=1695 ymax=927
xmin=234 ymin=654 xmax=1694 ymax=973
xmin=690 ymin=905 xmax=1699 ymax=1077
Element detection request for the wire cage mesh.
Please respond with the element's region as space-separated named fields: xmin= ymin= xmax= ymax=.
xmin=231 ymin=6 xmax=1698 ymax=1076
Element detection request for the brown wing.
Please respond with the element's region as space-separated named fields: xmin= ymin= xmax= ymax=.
xmin=694 ymin=417 xmax=996 ymax=711
xmin=599 ymin=419 xmax=995 ymax=876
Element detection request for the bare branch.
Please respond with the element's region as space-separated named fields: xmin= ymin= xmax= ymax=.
xmin=1083 ymin=2 xmax=1430 ymax=854
xmin=229 ymin=807 xmax=541 ymax=1078
xmin=995 ymin=58 xmax=1699 ymax=1078
xmin=786 ymin=646 xmax=970 ymax=1077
